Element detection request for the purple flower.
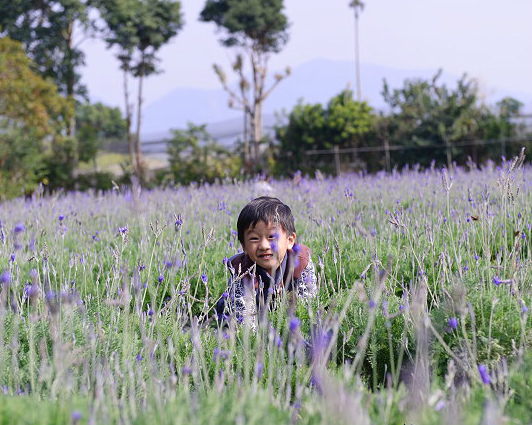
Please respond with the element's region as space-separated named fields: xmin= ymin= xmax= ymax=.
xmin=382 ymin=300 xmax=389 ymax=317
xmin=368 ymin=299 xmax=377 ymax=309
xmin=493 ymin=276 xmax=503 ymax=286
xmin=256 ymin=362 xmax=264 ymax=379
xmin=0 ymin=270 xmax=11 ymax=284
xmin=139 ymin=264 xmax=146 ymax=271
xmin=71 ymin=411 xmax=82 ymax=423
xmin=158 ymin=275 xmax=164 ymax=283
xmin=312 ymin=330 xmax=333 ymax=360
xmin=10 ymin=254 xmax=15 ymax=262
xmin=148 ymin=308 xmax=154 ymax=317
xmin=521 ymin=301 xmax=528 ymax=315
xmin=289 ymin=316 xmax=300 ymax=332
xmin=13 ymin=223 xmax=24 ymax=233
xmin=213 ymin=348 xmax=231 ymax=361
xmin=24 ymin=284 xmax=39 ymax=299
xmin=434 ymin=400 xmax=445 ymax=411
xmin=222 ymin=292 xmax=228 ymax=299
xmin=136 ymin=354 xmax=143 ymax=361
xmin=58 ymin=215 xmax=65 ymax=221
xmin=447 ymin=317 xmax=458 ymax=330
xmin=119 ymin=226 xmax=128 ymax=235
xmin=478 ymin=364 xmax=491 ymax=384
xmin=201 ymin=274 xmax=208 ymax=284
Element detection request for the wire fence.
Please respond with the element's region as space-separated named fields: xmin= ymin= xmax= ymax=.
xmin=305 ymin=136 xmax=532 ymax=174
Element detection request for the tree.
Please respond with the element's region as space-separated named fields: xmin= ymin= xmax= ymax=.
xmin=98 ymin=0 xmax=183 ymax=181
xmin=0 ymin=0 xmax=96 ymax=135
xmin=381 ymin=70 xmax=506 ymax=168
xmin=275 ymin=89 xmax=375 ymax=175
xmin=348 ymin=0 xmax=365 ymax=101
xmin=200 ymin=0 xmax=291 ymax=174
xmin=76 ymin=102 xmax=128 ymax=169
xmin=0 ymin=36 xmax=71 ymax=199
xmin=166 ymin=123 xmax=241 ymax=185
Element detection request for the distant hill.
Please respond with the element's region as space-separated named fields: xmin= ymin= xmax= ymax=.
xmin=140 ymin=58 xmax=532 ymax=150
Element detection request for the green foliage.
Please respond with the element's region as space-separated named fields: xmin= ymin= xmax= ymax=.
xmin=0 ymin=36 xmax=71 ymax=138
xmin=98 ymin=0 xmax=183 ymax=71
xmin=43 ymin=136 xmax=79 ymax=191
xmin=275 ymin=89 xmax=376 ymax=175
xmin=165 ymin=123 xmax=242 ymax=185
xmin=0 ymin=36 xmax=70 ymax=199
xmin=76 ymin=101 xmax=127 ymax=165
xmin=380 ymin=70 xmax=525 ymax=167
xmin=0 ymin=0 xmax=94 ymax=98
xmin=200 ymin=0 xmax=289 ymax=51
xmin=0 ymin=124 xmax=46 ymax=199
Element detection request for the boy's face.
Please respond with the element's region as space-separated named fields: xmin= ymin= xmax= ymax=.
xmin=242 ymin=220 xmax=296 ymax=275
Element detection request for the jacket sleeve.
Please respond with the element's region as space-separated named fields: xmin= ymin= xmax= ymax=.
xmin=293 ymin=256 xmax=318 ymax=300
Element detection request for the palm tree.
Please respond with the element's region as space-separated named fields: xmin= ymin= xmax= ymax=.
xmin=349 ymin=0 xmax=365 ymax=101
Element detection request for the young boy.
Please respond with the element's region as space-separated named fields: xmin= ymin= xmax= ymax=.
xmin=216 ymin=196 xmax=317 ymax=328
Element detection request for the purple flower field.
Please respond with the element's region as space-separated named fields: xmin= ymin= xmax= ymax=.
xmin=0 ymin=159 xmax=531 ymax=424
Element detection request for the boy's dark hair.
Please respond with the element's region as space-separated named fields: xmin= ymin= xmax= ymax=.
xmin=237 ymin=196 xmax=296 ymax=245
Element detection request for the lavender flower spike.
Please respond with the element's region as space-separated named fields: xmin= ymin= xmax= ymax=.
xmin=478 ymin=364 xmax=491 ymax=384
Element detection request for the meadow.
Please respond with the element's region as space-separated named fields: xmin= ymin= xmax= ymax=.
xmin=0 ymin=155 xmax=531 ymax=425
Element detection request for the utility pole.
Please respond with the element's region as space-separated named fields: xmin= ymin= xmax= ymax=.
xmin=349 ymin=1 xmax=365 ymax=101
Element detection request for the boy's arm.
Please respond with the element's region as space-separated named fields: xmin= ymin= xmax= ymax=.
xmin=294 ymin=256 xmax=318 ymax=299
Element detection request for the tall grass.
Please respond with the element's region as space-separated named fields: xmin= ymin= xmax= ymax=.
xmin=0 ymin=157 xmax=531 ymax=424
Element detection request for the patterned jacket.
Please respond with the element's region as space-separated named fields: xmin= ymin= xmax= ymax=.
xmin=223 ymin=243 xmax=317 ymax=328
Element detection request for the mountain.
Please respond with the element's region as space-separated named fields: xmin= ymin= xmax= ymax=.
xmin=140 ymin=58 xmax=532 ymax=146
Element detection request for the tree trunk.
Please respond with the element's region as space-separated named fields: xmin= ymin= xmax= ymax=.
xmin=65 ymin=21 xmax=76 ymax=138
xmin=252 ymin=100 xmax=263 ymax=172
xmin=243 ymin=108 xmax=252 ymax=174
xmin=135 ymin=64 xmax=145 ymax=181
xmin=123 ymin=65 xmax=136 ymax=175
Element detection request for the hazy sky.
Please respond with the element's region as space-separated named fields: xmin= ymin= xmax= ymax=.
xmin=81 ymin=0 xmax=532 ymax=111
